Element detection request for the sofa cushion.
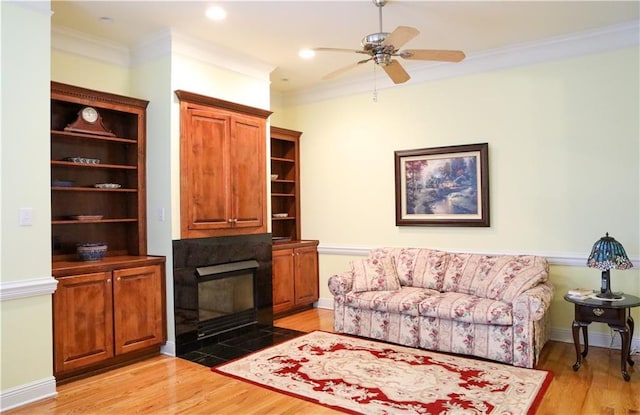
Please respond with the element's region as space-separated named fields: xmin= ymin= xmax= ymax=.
xmin=442 ymin=254 xmax=549 ymax=303
xmin=345 ymin=286 xmax=439 ymax=316
xmin=418 ymin=292 xmax=513 ymax=325
xmin=411 ymin=249 xmax=450 ymax=291
xmin=351 ymin=256 xmax=401 ymax=292
xmin=367 ymin=247 xmax=449 ymax=290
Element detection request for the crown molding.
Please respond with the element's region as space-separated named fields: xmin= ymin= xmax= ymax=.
xmin=284 ymin=20 xmax=640 ymax=106
xmin=131 ymin=28 xmax=275 ymax=82
xmin=7 ymin=0 xmax=52 ymax=16
xmin=167 ymin=30 xmax=275 ymax=82
xmin=52 ymin=26 xmax=131 ymax=67
xmin=52 ymin=25 xmax=274 ymax=84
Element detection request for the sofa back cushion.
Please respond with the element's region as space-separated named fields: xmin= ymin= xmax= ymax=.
xmin=351 ymin=256 xmax=401 ymax=292
xmin=368 ymin=247 xmax=449 ymax=291
xmin=442 ymin=254 xmax=549 ymax=303
xmin=410 ymin=249 xmax=450 ymax=291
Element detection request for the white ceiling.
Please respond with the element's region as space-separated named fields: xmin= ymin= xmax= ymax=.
xmin=51 ymin=1 xmax=639 ymax=95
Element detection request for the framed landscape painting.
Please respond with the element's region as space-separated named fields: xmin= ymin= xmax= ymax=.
xmin=395 ymin=143 xmax=490 ymax=227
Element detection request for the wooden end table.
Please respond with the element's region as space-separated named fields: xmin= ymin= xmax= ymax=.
xmin=564 ymin=292 xmax=640 ymax=381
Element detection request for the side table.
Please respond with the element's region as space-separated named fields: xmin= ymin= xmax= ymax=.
xmin=564 ymin=293 xmax=640 ymax=381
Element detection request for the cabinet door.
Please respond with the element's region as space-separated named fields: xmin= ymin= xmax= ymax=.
xmin=182 ymin=108 xmax=231 ymax=232
xmin=53 ymin=272 xmax=114 ymax=374
xmin=113 ymin=265 xmax=164 ymax=355
xmin=294 ymin=246 xmax=319 ymax=306
xmin=272 ymin=248 xmax=295 ymax=315
xmin=230 ymin=115 xmax=266 ymax=230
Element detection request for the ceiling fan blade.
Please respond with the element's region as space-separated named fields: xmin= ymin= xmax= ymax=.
xmin=314 ymin=47 xmax=370 ymax=56
xmin=322 ymin=58 xmax=372 ymax=81
xmin=382 ymin=26 xmax=419 ymax=50
xmin=399 ymin=49 xmax=466 ymax=62
xmin=382 ymin=60 xmax=410 ymax=84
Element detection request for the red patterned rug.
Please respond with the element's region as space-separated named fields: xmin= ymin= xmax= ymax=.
xmin=213 ymin=331 xmax=552 ymax=414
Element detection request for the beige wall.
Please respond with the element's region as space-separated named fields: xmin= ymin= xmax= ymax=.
xmin=280 ymin=47 xmax=640 ymax=339
xmin=51 ymin=50 xmax=131 ymax=95
xmin=1 ymin=0 xmax=54 ymax=394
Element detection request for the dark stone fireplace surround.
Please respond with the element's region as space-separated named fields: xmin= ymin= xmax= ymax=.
xmin=172 ymin=233 xmax=273 ymax=354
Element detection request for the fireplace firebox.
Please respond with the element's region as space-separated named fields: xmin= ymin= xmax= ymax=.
xmin=196 ymin=260 xmax=258 ymax=339
xmin=173 ymin=234 xmax=272 ymax=354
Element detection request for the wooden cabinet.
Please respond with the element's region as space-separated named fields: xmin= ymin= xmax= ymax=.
xmin=175 ymin=90 xmax=272 ymax=239
xmin=270 ymin=126 xmax=319 ymax=316
xmin=53 ymin=259 xmax=166 ymax=382
xmin=272 ymin=240 xmax=319 ymax=316
xmin=50 ymin=82 xmax=166 ymax=383
xmin=270 ymin=127 xmax=301 ymax=242
xmin=53 ymin=271 xmax=114 ymax=373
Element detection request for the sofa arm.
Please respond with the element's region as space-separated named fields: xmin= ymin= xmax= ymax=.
xmin=328 ymin=271 xmax=354 ymax=296
xmin=512 ymin=280 xmax=554 ymax=322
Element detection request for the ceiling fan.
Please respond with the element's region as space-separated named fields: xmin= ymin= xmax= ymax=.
xmin=314 ymin=0 xmax=465 ymax=84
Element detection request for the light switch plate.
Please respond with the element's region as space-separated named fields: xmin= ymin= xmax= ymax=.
xmin=19 ymin=208 xmax=33 ymax=226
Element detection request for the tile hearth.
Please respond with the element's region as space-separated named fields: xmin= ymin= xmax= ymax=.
xmin=177 ymin=326 xmax=304 ymax=367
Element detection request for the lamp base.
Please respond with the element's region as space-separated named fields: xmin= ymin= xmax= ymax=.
xmin=597 ymin=269 xmax=623 ymax=300
xmin=595 ymin=291 xmax=623 ymax=300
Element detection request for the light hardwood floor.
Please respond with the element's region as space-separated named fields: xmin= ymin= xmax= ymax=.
xmin=5 ymin=308 xmax=639 ymax=415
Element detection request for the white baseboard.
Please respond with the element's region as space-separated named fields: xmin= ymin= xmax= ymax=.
xmin=551 ymin=327 xmax=640 ymax=352
xmin=0 ymin=376 xmax=57 ymax=412
xmin=315 ymin=297 xmax=334 ymax=310
xmin=161 ymin=340 xmax=176 ymax=357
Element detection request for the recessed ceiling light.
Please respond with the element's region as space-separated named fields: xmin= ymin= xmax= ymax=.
xmin=206 ymin=6 xmax=227 ymax=21
xmin=298 ymin=49 xmax=315 ymax=59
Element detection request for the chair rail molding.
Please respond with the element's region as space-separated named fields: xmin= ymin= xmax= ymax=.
xmin=317 ymin=243 xmax=640 ymax=268
xmin=0 ymin=277 xmax=58 ymax=301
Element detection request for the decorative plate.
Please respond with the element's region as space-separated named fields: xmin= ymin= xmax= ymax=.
xmin=52 ymin=180 xmax=74 ymax=187
xmin=64 ymin=157 xmax=101 ymax=164
xmin=94 ymin=183 xmax=121 ymax=189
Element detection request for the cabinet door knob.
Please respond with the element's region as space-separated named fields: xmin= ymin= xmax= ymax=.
xmin=106 ymin=278 xmax=111 ymax=283
xmin=593 ymin=308 xmax=605 ymax=317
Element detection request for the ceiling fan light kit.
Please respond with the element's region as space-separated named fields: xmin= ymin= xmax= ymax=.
xmin=314 ymin=0 xmax=465 ymax=84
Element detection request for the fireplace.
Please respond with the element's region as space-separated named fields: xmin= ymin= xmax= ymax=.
xmin=173 ymin=234 xmax=272 ymax=354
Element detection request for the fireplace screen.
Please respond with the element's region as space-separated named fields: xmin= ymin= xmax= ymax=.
xmin=196 ymin=260 xmax=258 ymax=339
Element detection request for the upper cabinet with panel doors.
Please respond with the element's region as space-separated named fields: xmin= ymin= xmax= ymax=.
xmin=176 ymin=90 xmax=272 ymax=239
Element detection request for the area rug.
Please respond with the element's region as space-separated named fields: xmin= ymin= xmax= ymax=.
xmin=213 ymin=330 xmax=553 ymax=415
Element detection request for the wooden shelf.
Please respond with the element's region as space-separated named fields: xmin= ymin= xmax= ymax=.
xmin=51 ymin=161 xmax=137 ymax=170
xmin=50 ymin=81 xmax=149 ymax=259
xmin=51 ymin=130 xmax=138 ymax=144
xmin=270 ymin=126 xmax=303 ymax=242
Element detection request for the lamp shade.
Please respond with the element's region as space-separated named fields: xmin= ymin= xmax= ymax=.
xmin=587 ymin=233 xmax=633 ymax=271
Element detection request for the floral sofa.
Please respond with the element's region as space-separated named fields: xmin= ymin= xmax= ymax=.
xmin=328 ymin=247 xmax=554 ymax=368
